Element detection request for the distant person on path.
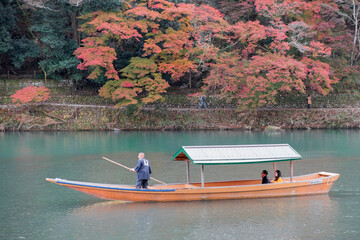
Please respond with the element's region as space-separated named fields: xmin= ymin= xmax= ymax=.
xmin=130 ymin=152 xmax=152 ymax=189
xmin=261 ymin=170 xmax=270 ymax=184
xmin=272 ymin=170 xmax=283 ymax=183
xmin=307 ymin=95 xmax=312 ymax=109
xmin=199 ymin=95 xmax=207 ymax=109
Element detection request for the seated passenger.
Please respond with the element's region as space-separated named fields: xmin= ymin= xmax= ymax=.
xmin=272 ymin=170 xmax=283 ymax=183
xmin=261 ymin=170 xmax=270 ymax=184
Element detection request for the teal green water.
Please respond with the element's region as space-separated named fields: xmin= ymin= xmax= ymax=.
xmin=0 ymin=130 xmax=359 ymax=239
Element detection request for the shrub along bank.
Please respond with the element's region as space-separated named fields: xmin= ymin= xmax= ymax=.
xmin=1 ymin=104 xmax=360 ymax=131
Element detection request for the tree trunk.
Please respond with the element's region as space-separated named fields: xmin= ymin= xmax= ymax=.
xmin=350 ymin=0 xmax=360 ymax=65
xmin=41 ymin=67 xmax=47 ymax=86
xmin=189 ymin=71 xmax=192 ymax=89
xmin=71 ymin=11 xmax=80 ymax=45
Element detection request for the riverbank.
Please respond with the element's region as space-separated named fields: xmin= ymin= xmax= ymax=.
xmin=1 ymin=104 xmax=360 ymax=131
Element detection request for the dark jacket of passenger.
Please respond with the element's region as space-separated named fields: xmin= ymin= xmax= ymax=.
xmin=262 ymin=175 xmax=270 ymax=184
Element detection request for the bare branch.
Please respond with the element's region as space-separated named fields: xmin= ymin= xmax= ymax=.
xmin=23 ymin=0 xmax=59 ymax=11
xmin=321 ymin=3 xmax=354 ymax=23
xmin=288 ymin=21 xmax=313 ymax=53
xmin=68 ymin=0 xmax=85 ymax=7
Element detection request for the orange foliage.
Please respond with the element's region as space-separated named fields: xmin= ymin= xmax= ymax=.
xmin=75 ymin=0 xmax=228 ymax=107
xmin=75 ymin=0 xmax=337 ymax=109
xmin=99 ymin=57 xmax=169 ymax=107
xmin=11 ymin=86 xmax=50 ymax=105
xmin=201 ymin=0 xmax=337 ymax=108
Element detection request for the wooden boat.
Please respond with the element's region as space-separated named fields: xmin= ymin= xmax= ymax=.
xmin=46 ymin=144 xmax=339 ymax=202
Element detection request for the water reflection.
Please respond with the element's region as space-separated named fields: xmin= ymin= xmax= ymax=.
xmin=1 ymin=130 xmax=360 ymax=239
xmin=63 ymin=195 xmax=338 ymax=240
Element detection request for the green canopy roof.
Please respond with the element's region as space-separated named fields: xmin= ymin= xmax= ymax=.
xmin=172 ymin=144 xmax=302 ymax=165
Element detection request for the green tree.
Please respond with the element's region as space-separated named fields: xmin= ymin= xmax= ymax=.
xmin=24 ymin=0 xmax=127 ymax=84
xmin=99 ymin=57 xmax=169 ymax=107
xmin=29 ymin=0 xmax=82 ymax=82
xmin=0 ymin=0 xmax=39 ymax=73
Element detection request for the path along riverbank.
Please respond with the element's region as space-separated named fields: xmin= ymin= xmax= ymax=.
xmin=1 ymin=103 xmax=360 ymax=131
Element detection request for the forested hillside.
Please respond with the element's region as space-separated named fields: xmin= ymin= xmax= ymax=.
xmin=1 ymin=0 xmax=360 ymax=109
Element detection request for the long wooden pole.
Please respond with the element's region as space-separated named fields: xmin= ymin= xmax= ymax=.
xmin=102 ymin=157 xmax=167 ymax=185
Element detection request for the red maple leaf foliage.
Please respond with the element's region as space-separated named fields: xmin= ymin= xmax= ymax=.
xmin=75 ymin=0 xmax=338 ymax=109
xmin=11 ymin=86 xmax=50 ymax=105
xmin=201 ymin=0 xmax=337 ymax=108
xmin=74 ymin=40 xmax=119 ymax=80
xmin=202 ymin=52 xmax=245 ymax=99
xmin=75 ymin=0 xmax=229 ymax=107
xmin=241 ymin=54 xmax=308 ymax=108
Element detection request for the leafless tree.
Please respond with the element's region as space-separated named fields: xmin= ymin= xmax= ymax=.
xmin=323 ymin=0 xmax=360 ymax=65
xmin=22 ymin=0 xmax=57 ymax=11
xmin=22 ymin=0 xmax=87 ymax=10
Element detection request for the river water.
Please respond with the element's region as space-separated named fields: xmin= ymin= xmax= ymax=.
xmin=0 ymin=130 xmax=359 ymax=240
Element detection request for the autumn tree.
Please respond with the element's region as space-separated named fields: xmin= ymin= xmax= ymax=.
xmin=217 ymin=0 xmax=257 ymax=23
xmin=202 ymin=0 xmax=338 ymax=108
xmin=98 ymin=57 xmax=170 ymax=106
xmin=319 ymin=0 xmax=360 ymax=66
xmin=74 ymin=0 xmax=228 ymax=107
xmin=73 ymin=0 xmax=340 ymax=109
xmin=11 ymin=86 xmax=50 ymax=105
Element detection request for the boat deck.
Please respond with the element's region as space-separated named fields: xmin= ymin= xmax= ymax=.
xmin=151 ymin=172 xmax=333 ymax=190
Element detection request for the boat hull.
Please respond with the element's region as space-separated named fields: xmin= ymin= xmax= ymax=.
xmin=46 ymin=172 xmax=339 ymax=202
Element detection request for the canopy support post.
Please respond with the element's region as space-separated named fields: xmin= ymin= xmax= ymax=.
xmin=201 ymin=165 xmax=205 ymax=188
xmin=273 ymin=162 xmax=277 ymax=178
xmin=290 ymin=161 xmax=294 ymax=182
xmin=186 ymin=161 xmax=190 ymax=184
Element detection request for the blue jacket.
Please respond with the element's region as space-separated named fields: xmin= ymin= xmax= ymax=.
xmin=134 ymin=158 xmax=152 ymax=180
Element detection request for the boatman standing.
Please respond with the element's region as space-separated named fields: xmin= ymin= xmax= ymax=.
xmin=130 ymin=152 xmax=152 ymax=189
